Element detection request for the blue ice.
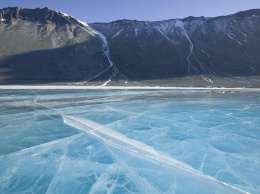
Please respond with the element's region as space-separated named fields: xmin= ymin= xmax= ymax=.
xmin=0 ymin=89 xmax=259 ymax=193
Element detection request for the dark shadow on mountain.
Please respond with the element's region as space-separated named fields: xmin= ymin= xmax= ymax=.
xmin=0 ymin=39 xmax=259 ymax=85
xmin=0 ymin=7 xmax=260 ymax=87
xmin=0 ymin=41 xmax=112 ymax=85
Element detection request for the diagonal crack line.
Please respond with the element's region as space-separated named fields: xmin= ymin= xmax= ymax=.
xmin=0 ymin=134 xmax=83 ymax=159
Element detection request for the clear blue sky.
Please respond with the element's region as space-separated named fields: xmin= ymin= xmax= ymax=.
xmin=1 ymin=0 xmax=260 ymax=23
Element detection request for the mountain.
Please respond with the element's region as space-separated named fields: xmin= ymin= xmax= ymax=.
xmin=0 ymin=7 xmax=260 ymax=87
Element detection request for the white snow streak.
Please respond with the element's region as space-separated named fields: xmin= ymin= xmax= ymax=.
xmin=201 ymin=75 xmax=213 ymax=83
xmin=111 ymin=29 xmax=123 ymax=39
xmin=101 ymin=80 xmax=111 ymax=86
xmin=240 ymin=32 xmax=247 ymax=37
xmin=200 ymin=49 xmax=210 ymax=57
xmin=59 ymin=11 xmax=69 ymax=17
xmin=85 ymin=26 xmax=127 ymax=85
xmin=75 ymin=19 xmax=88 ymax=27
xmin=59 ymin=11 xmax=88 ymax=27
xmin=223 ymin=24 xmax=242 ymax=45
xmin=175 ymin=20 xmax=213 ymax=83
xmin=153 ymin=25 xmax=177 ymax=45
xmin=134 ymin=28 xmax=138 ymax=37
xmin=58 ymin=10 xmax=100 ymax=37
xmin=85 ymin=26 xmax=115 ymax=84
xmin=175 ymin=20 xmax=193 ymax=73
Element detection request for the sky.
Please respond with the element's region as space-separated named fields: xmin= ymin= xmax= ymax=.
xmin=1 ymin=0 xmax=260 ymax=23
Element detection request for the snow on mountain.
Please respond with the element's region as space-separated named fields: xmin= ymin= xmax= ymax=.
xmin=0 ymin=7 xmax=260 ymax=87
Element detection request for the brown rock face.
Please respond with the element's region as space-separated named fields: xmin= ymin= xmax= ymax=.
xmin=0 ymin=7 xmax=86 ymax=26
xmin=0 ymin=7 xmax=20 ymax=20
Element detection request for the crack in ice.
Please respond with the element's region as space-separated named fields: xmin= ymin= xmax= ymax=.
xmin=62 ymin=115 xmax=249 ymax=194
xmin=0 ymin=134 xmax=82 ymax=159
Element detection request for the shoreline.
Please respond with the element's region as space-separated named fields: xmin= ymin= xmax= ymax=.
xmin=0 ymin=85 xmax=260 ymax=91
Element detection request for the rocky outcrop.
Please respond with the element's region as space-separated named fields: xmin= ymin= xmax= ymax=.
xmin=0 ymin=7 xmax=87 ymax=26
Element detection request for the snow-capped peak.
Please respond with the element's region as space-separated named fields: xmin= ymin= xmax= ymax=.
xmin=75 ymin=19 xmax=88 ymax=27
xmin=59 ymin=11 xmax=69 ymax=17
xmin=57 ymin=10 xmax=89 ymax=27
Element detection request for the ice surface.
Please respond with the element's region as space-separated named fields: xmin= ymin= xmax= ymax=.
xmin=0 ymin=90 xmax=79 ymax=156
xmin=63 ymin=115 xmax=249 ymax=193
xmin=0 ymin=89 xmax=259 ymax=193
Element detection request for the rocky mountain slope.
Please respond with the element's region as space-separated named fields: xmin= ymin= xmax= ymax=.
xmin=0 ymin=7 xmax=108 ymax=84
xmin=0 ymin=7 xmax=260 ymax=87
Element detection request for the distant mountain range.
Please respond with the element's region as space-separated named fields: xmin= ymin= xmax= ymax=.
xmin=0 ymin=7 xmax=259 ymax=87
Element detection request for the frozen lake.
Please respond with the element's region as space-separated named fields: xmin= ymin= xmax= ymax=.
xmin=0 ymin=88 xmax=259 ymax=194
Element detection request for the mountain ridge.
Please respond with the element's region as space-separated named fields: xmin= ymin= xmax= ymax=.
xmin=88 ymin=9 xmax=260 ymax=24
xmin=2 ymin=7 xmax=260 ymax=23
xmin=0 ymin=7 xmax=259 ymax=87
